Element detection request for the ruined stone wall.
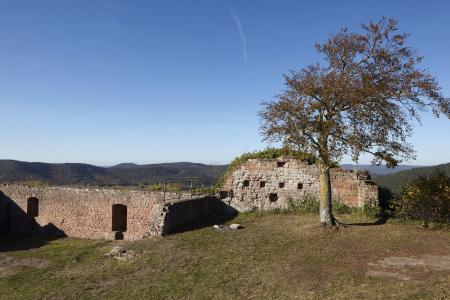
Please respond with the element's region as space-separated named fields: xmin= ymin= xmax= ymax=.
xmin=0 ymin=185 xmax=219 ymax=240
xmin=149 ymin=196 xmax=221 ymax=236
xmin=221 ymin=159 xmax=378 ymax=212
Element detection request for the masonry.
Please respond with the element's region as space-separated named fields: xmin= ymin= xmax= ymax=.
xmin=0 ymin=184 xmax=222 ymax=240
xmin=220 ymin=158 xmax=378 ymax=212
xmin=0 ymin=159 xmax=378 ymax=240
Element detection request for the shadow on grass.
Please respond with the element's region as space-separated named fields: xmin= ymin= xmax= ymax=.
xmin=0 ymin=231 xmax=64 ymax=252
xmin=168 ymin=213 xmax=238 ymax=235
xmin=341 ymin=214 xmax=388 ymax=227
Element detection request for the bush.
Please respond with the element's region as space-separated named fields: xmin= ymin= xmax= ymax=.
xmin=332 ymin=196 xmax=352 ymax=214
xmin=191 ymin=187 xmax=216 ymax=195
xmin=17 ymin=180 xmax=45 ymax=187
xmin=362 ymin=202 xmax=382 ymax=218
xmin=147 ymin=184 xmax=162 ymax=191
xmin=287 ymin=194 xmax=319 ymax=213
xmin=286 ymin=194 xmax=352 ymax=215
xmin=394 ymin=172 xmax=450 ymax=225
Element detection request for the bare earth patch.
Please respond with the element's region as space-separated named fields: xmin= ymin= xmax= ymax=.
xmin=0 ymin=254 xmax=49 ymax=278
xmin=367 ymin=255 xmax=450 ymax=280
xmin=366 ymin=270 xmax=411 ymax=281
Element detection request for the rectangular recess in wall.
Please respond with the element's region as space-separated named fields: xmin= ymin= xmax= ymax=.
xmin=269 ymin=193 xmax=278 ymax=202
xmin=27 ymin=197 xmax=39 ymax=217
xmin=277 ymin=161 xmax=286 ymax=167
xmin=219 ymin=190 xmax=229 ymax=199
xmin=297 ymin=183 xmax=303 ymax=190
xmin=260 ymin=181 xmax=266 ymax=188
xmin=243 ymin=180 xmax=250 ymax=187
xmin=278 ymin=182 xmax=285 ymax=189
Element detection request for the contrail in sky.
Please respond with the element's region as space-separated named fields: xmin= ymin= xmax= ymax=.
xmin=229 ymin=6 xmax=248 ymax=68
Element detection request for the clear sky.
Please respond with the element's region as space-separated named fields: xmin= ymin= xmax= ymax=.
xmin=1 ymin=0 xmax=449 ymax=166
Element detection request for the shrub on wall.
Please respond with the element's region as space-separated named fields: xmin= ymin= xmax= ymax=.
xmin=17 ymin=180 xmax=45 ymax=187
xmin=147 ymin=184 xmax=162 ymax=191
xmin=394 ymin=172 xmax=450 ymax=225
xmin=191 ymin=187 xmax=216 ymax=195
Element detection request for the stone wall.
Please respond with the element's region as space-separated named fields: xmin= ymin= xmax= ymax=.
xmin=149 ymin=196 xmax=222 ymax=236
xmin=0 ymin=185 xmax=220 ymax=240
xmin=221 ymin=158 xmax=378 ymax=212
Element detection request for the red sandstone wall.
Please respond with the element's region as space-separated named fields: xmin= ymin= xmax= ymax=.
xmin=0 ymin=185 xmax=164 ymax=240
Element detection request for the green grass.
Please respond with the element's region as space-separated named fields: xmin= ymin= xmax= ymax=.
xmin=1 ymin=213 xmax=449 ymax=299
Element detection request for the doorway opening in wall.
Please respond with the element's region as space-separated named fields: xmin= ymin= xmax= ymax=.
xmin=112 ymin=204 xmax=127 ymax=240
xmin=27 ymin=197 xmax=39 ymax=217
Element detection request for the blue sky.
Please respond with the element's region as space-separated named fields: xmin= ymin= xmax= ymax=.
xmin=1 ymin=0 xmax=449 ymax=166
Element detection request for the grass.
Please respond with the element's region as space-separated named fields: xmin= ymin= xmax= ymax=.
xmin=0 ymin=212 xmax=449 ymax=299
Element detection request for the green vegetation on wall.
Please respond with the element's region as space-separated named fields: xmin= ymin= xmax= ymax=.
xmin=215 ymin=147 xmax=316 ymax=188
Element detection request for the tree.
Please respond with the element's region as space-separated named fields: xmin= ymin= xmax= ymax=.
xmin=259 ymin=17 xmax=450 ymax=226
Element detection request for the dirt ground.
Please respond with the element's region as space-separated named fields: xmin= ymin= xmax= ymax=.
xmin=367 ymin=255 xmax=450 ymax=281
xmin=0 ymin=254 xmax=48 ymax=278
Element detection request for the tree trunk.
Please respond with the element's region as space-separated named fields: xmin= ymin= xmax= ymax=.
xmin=319 ymin=164 xmax=336 ymax=226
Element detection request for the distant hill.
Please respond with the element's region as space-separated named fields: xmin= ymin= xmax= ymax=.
xmin=0 ymin=160 xmax=227 ymax=188
xmin=110 ymin=163 xmax=140 ymax=169
xmin=340 ymin=164 xmax=420 ymax=176
xmin=2 ymin=159 xmax=446 ymax=194
xmin=373 ymin=162 xmax=450 ymax=196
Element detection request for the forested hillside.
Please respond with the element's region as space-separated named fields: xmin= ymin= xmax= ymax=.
xmin=374 ymin=163 xmax=450 ymax=195
xmin=341 ymin=164 xmax=419 ymax=176
xmin=2 ymin=159 xmax=448 ymax=195
xmin=0 ymin=160 xmax=227 ymax=188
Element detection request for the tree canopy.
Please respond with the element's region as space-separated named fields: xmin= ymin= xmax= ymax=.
xmin=259 ymin=17 xmax=450 ymax=225
xmin=260 ymin=17 xmax=449 ymax=168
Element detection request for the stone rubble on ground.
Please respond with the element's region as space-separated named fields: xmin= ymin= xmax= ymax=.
xmin=213 ymin=223 xmax=242 ymax=231
xmin=229 ymin=223 xmax=242 ymax=229
xmin=104 ymin=246 xmax=137 ymax=260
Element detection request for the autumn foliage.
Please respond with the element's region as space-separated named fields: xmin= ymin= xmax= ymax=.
xmin=259 ymin=17 xmax=450 ymax=225
xmin=396 ymin=173 xmax=450 ymax=225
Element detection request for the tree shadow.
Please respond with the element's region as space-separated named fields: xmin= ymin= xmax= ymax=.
xmin=0 ymin=229 xmax=65 ymax=252
xmin=342 ymin=214 xmax=388 ymax=227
